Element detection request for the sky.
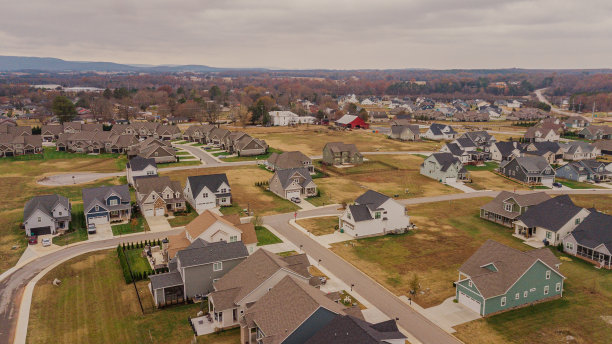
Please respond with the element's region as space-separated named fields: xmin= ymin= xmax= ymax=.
xmin=1 ymin=0 xmax=611 ymax=69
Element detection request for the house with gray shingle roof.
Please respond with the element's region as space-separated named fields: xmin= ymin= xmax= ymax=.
xmin=456 ymin=240 xmax=564 ymax=316
xmin=149 ymin=239 xmax=249 ymax=307
xmin=265 ymin=151 xmax=313 ymax=173
xmin=82 ymin=184 xmax=131 ymax=226
xmin=513 ymin=195 xmax=590 ymax=246
xmin=339 ymin=190 xmax=410 ymax=237
xmin=134 ymin=176 xmax=186 ymax=216
xmin=126 ymin=156 xmax=157 ymax=185
xmin=499 ymin=156 xmax=555 ymax=186
xmin=127 ymin=137 xmax=176 ymax=163
xmin=269 ymin=167 xmax=317 ymax=200
xmin=184 ymin=173 xmax=232 ymax=213
xmin=488 ymin=141 xmax=522 ymax=162
xmin=389 ymin=124 xmax=420 ymax=141
xmin=480 ymin=191 xmax=550 ymax=227
xmin=305 ymin=314 xmax=406 ymax=344
xmin=23 ymin=194 xmax=71 ymax=236
xmin=322 ymin=142 xmax=363 ymax=166
xmin=579 ymin=125 xmax=612 ymax=140
xmin=207 ymin=249 xmax=315 ymax=330
xmin=563 ymin=211 xmax=612 ymax=269
xmin=241 ymin=276 xmax=355 ymax=344
xmin=555 ymin=160 xmax=611 ymax=183
xmin=422 ymin=123 xmax=457 ymax=141
xmin=420 ymin=152 xmax=468 ymax=182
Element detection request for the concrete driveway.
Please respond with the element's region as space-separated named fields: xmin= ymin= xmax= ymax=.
xmin=87 ymin=223 xmax=113 ymax=241
xmin=420 ymin=297 xmax=482 ymax=333
xmin=145 ymin=216 xmax=172 ymax=232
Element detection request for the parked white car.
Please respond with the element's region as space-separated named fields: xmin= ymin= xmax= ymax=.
xmin=41 ymin=238 xmax=52 ymax=247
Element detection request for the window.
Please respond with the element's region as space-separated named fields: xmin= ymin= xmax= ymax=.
xmin=203 ymin=193 xmax=209 ymax=198
xmin=575 ymin=218 xmax=581 ymax=225
xmin=524 ymin=291 xmax=528 ymax=298
xmin=501 ymin=297 xmax=506 ymax=307
xmin=546 ymin=231 xmax=552 ymax=240
xmin=546 ymin=270 xmax=551 ymax=279
xmin=59 ymin=211 xmax=62 ymax=216
xmin=229 ymin=236 xmax=237 ymax=243
xmin=213 ymin=262 xmax=222 ymax=271
xmin=565 ymin=242 xmax=574 ymax=250
xmin=556 ymin=282 xmax=561 ymax=292
xmin=375 ymin=212 xmax=381 ymax=219
xmin=504 ymin=203 xmax=513 ymax=212
xmin=109 ymin=199 xmax=118 ymax=206
xmin=220 ymin=188 xmax=227 ymax=193
xmin=37 ymin=217 xmax=41 ymax=222
xmin=95 ymin=206 xmax=99 ymax=211
xmin=515 ymin=293 xmax=520 ymax=300
xmin=147 ymin=170 xmax=155 ymax=176
xmin=468 ymin=280 xmax=473 ymax=288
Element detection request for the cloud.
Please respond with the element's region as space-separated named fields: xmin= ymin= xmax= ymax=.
xmin=0 ymin=0 xmax=611 ymax=69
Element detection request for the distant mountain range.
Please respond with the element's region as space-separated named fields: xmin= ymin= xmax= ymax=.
xmin=0 ymin=56 xmax=261 ymax=73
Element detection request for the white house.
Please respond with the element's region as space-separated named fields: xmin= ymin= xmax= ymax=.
xmin=23 ymin=194 xmax=71 ymax=236
xmin=126 ymin=156 xmax=158 ymax=185
xmin=184 ymin=174 xmax=232 ymax=213
xmin=339 ymin=190 xmax=410 ymax=238
xmin=422 ymin=123 xmax=457 ymax=140
xmin=269 ymin=111 xmax=299 ymax=126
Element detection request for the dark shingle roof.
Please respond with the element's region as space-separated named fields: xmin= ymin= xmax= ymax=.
xmin=187 ymin=173 xmax=229 ymax=197
xmin=305 ymin=315 xmax=405 ymax=344
xmin=82 ymin=185 xmax=130 ymax=212
xmin=275 ymin=167 xmax=313 ymax=189
xmin=24 ymin=194 xmax=70 ymax=221
xmin=127 ymin=156 xmax=157 ymax=171
xmin=355 ymin=190 xmax=390 ymax=211
xmin=149 ymin=270 xmax=183 ymax=290
xmin=348 ymin=204 xmax=372 ymax=222
xmin=516 ymin=195 xmax=585 ymax=232
xmin=176 ymin=240 xmax=248 ymax=268
xmin=431 ymin=152 xmax=462 ymax=172
xmin=571 ymin=211 xmax=612 ymax=252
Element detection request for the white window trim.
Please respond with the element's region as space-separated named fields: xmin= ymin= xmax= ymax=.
xmin=524 ymin=291 xmax=528 ymax=298
xmin=556 ymin=283 xmax=561 ymax=292
xmin=213 ymin=261 xmax=223 ymax=271
xmin=544 ymin=285 xmax=549 ymax=295
xmin=515 ymin=293 xmax=520 ymax=300
xmin=501 ymin=297 xmax=506 ymax=306
xmin=546 ymin=270 xmax=551 ymax=280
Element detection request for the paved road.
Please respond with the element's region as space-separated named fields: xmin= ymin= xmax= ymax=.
xmin=0 ymin=229 xmax=182 ymax=343
xmin=264 ymin=207 xmax=463 ymax=344
xmin=535 ymin=88 xmax=577 ymax=117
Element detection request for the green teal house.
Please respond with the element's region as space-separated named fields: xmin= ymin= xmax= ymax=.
xmin=456 ymin=240 xmax=565 ymax=316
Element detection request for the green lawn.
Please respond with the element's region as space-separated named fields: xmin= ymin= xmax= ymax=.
xmin=465 ymin=162 xmax=499 ymax=171
xmin=53 ymin=203 xmax=88 ymax=246
xmin=27 ymin=250 xmax=205 ymax=344
xmin=219 ymin=203 xmax=245 ymax=216
xmin=157 ymin=160 xmax=201 ymax=168
xmin=413 ymin=154 xmax=428 ymax=159
xmin=0 ymin=147 xmax=128 ymax=171
xmin=173 ymin=140 xmax=189 ymax=144
xmin=167 ymin=206 xmax=199 ymax=227
xmin=197 ymin=328 xmax=240 ymax=344
xmin=124 ymin=248 xmax=151 ymax=275
xmin=112 ymin=215 xmax=148 ymax=236
xmin=276 ymin=250 xmax=298 ymax=257
xmin=213 ymin=151 xmax=231 ymax=157
xmin=175 ymin=151 xmax=191 ymax=156
xmin=255 ymin=226 xmax=283 ymax=246
xmin=557 ymin=178 xmax=603 ymax=189
xmin=221 ymin=148 xmax=283 ymax=162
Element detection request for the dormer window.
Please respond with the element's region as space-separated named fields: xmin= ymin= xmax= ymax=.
xmin=504 ymin=203 xmax=512 ymax=212
xmin=95 ymin=206 xmax=99 ymax=211
xmin=375 ymin=212 xmax=381 ymax=219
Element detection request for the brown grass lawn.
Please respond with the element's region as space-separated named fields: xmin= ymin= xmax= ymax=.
xmin=160 ymin=165 xmax=299 ymax=216
xmin=197 ymin=328 xmax=240 ymax=344
xmin=311 ymin=154 xmax=457 ymax=206
xmin=469 ymin=171 xmax=531 ymax=191
xmin=296 ymin=216 xmax=338 ymax=236
xmin=27 ymin=250 xmax=205 ymax=344
xmin=233 ymin=125 xmax=442 ymax=156
xmin=0 ymin=157 xmax=125 ymax=274
xmin=331 ymin=197 xmax=526 ymax=308
xmin=569 ymin=194 xmax=612 ymax=213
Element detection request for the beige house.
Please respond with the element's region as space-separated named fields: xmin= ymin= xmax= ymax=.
xmin=269 ymin=167 xmax=317 ymax=200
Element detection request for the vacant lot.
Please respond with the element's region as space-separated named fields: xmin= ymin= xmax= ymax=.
xmin=236 ymin=125 xmax=442 ymax=156
xmin=27 ymin=250 xmax=205 ymax=344
xmin=310 ymin=154 xmax=457 ymax=205
xmin=469 ymin=171 xmax=531 ymax=191
xmin=570 ymin=194 xmax=612 ymax=213
xmin=160 ymin=165 xmax=299 ymax=216
xmin=556 ymin=178 xmax=604 ymax=189
xmin=296 ymin=216 xmax=338 ymax=236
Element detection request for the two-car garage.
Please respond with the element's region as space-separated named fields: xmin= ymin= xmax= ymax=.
xmin=458 ymin=291 xmax=482 ymax=314
xmin=29 ymin=226 xmax=52 ymax=236
xmin=285 ymin=189 xmax=301 ymax=200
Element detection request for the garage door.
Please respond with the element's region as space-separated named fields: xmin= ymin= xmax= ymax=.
xmin=445 ymin=177 xmax=457 ymax=184
xmin=154 ymin=207 xmax=165 ymax=216
xmin=541 ymin=178 xmax=553 ymax=187
xmin=30 ymin=226 xmax=51 ymax=236
xmin=286 ymin=190 xmax=301 ymax=199
xmin=143 ymin=208 xmax=154 ymax=217
xmin=458 ymin=291 xmax=481 ymax=314
xmin=89 ymin=215 xmax=108 ymax=225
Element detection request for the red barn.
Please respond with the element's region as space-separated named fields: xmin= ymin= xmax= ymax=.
xmin=335 ymin=114 xmax=369 ymax=129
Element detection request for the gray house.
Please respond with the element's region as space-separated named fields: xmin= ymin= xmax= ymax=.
xmin=149 ymin=239 xmax=248 ymax=307
xmin=322 ymin=142 xmax=363 ymax=166
xmin=563 ymin=211 xmax=612 ymax=269
xmin=126 ymin=156 xmax=157 ymax=185
xmin=555 ymin=160 xmax=611 ymax=182
xmin=389 ymin=125 xmax=420 ymax=141
xmin=82 ymin=185 xmax=131 ymax=226
xmin=499 ymin=156 xmax=555 ymax=186
xmin=23 ymin=194 xmax=71 ymax=236
xmin=579 ymin=125 xmax=612 ymax=140
xmin=420 ymin=152 xmax=468 ymax=182
xmin=265 ymin=151 xmax=313 ymax=173
xmin=480 ymin=191 xmax=550 ymax=227
xmin=269 ymin=167 xmax=317 ymax=200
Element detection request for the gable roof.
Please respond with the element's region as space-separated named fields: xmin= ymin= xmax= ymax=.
xmin=429 ymin=123 xmax=456 ymax=135
xmin=429 ymin=152 xmax=463 ymax=172
xmin=516 ymin=195 xmax=585 ymax=232
xmin=176 ymin=239 xmax=249 ymax=268
xmin=82 ymin=184 xmax=130 ymax=212
xmin=274 ymin=167 xmax=313 ymax=189
xmin=210 ymin=249 xmax=312 ymax=307
xmin=324 ymin=142 xmax=360 ymax=155
xmin=355 ymin=189 xmax=390 ymax=211
xmin=305 ymin=315 xmax=405 ymax=344
xmin=570 ymin=211 xmax=612 ymax=253
xmin=24 ymin=194 xmax=70 ymax=221
xmin=459 ymin=240 xmax=562 ymax=299
xmin=127 ymin=156 xmax=157 ymax=171
xmin=480 ymin=191 xmax=550 ymax=219
xmin=242 ymin=276 xmax=345 ymax=344
xmin=348 ymin=204 xmax=372 ymax=222
xmin=134 ymin=176 xmax=182 ymax=197
xmin=512 ymin=156 xmax=552 ymax=174
xmin=266 ymin=151 xmax=311 ymax=170
xmin=185 ymin=210 xmax=239 ymax=239
xmin=492 ymin=141 xmax=521 ymax=157
xmin=186 ymin=173 xmax=229 ymax=197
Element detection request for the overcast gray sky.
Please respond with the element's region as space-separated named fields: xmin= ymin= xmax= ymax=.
xmin=1 ymin=0 xmax=611 ymax=69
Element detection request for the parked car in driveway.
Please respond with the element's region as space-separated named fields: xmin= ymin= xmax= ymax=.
xmin=553 ymin=182 xmax=562 ymax=188
xmin=290 ymin=197 xmax=301 ymax=203
xmin=28 ymin=236 xmax=37 ymax=245
xmin=87 ymin=223 xmax=97 ymax=234
xmin=41 ymin=238 xmax=52 ymax=247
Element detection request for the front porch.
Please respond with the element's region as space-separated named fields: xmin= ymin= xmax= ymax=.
xmin=479 ymin=210 xmax=513 ymax=227
xmin=109 ymin=209 xmax=131 ymax=223
xmin=575 ymin=245 xmax=612 ymax=269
